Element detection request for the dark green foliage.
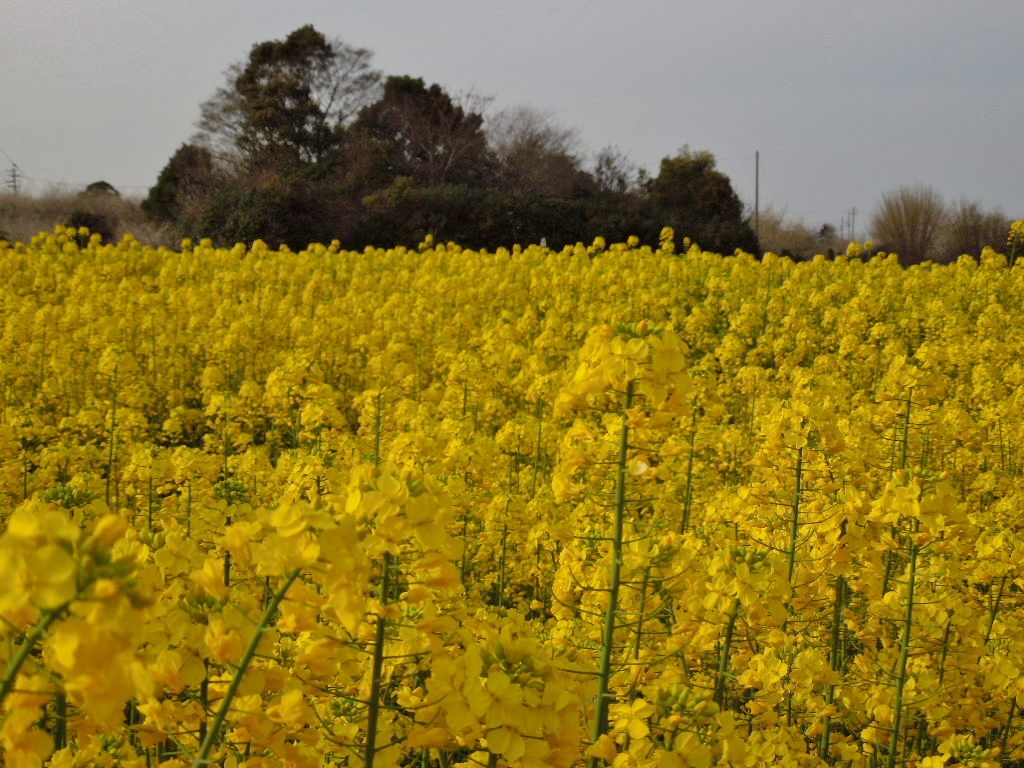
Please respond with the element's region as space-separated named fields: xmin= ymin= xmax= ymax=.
xmin=350 ymin=75 xmax=495 ymax=188
xmin=147 ymin=26 xmax=759 ymax=254
xmin=350 ymin=186 xmax=659 ymax=251
xmin=194 ymin=24 xmax=381 ymax=174
xmin=648 ymin=149 xmax=759 ymax=254
xmin=233 ymin=25 xmax=342 ymax=168
xmin=67 ymin=210 xmax=115 ymax=245
xmin=196 ymin=175 xmax=356 ymax=249
xmin=142 ymin=144 xmax=216 ymax=223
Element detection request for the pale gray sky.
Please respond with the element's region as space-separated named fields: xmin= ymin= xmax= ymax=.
xmin=3 ymin=0 xmax=1022 ymax=236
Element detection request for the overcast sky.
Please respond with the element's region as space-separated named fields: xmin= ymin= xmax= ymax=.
xmin=3 ymin=0 xmax=1022 ymax=236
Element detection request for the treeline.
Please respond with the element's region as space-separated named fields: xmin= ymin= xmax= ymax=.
xmin=142 ymin=25 xmax=758 ymax=252
xmin=868 ymin=184 xmax=1017 ymax=265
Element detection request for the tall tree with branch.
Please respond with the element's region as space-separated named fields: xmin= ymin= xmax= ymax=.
xmin=195 ymin=25 xmax=382 ymax=171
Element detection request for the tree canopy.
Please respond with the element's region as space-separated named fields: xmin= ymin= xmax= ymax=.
xmin=648 ymin=149 xmax=758 ymax=254
xmin=142 ymin=143 xmax=216 ymax=224
xmin=147 ymin=25 xmax=758 ymax=253
xmin=196 ymin=25 xmax=381 ymax=171
xmin=350 ymin=76 xmax=494 ymax=187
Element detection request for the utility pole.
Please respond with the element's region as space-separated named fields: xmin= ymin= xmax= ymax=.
xmin=754 ymin=150 xmax=760 ymax=242
xmin=850 ymin=207 xmax=857 ymax=242
xmin=5 ymin=164 xmax=22 ymax=195
xmin=1 ymin=143 xmax=24 ymax=194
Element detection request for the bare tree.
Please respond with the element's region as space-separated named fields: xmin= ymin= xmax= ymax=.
xmin=484 ymin=105 xmax=591 ymax=196
xmin=754 ymin=206 xmax=839 ymax=260
xmin=486 ymin=105 xmax=580 ymax=161
xmin=938 ymin=199 xmax=1011 ymax=262
xmin=592 ymin=145 xmax=644 ymax=195
xmin=194 ymin=61 xmax=249 ymax=166
xmin=870 ymin=184 xmax=946 ymax=265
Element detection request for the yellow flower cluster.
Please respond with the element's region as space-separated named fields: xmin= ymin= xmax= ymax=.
xmin=0 ymin=223 xmax=1023 ymax=766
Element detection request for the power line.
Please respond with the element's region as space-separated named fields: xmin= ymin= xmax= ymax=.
xmin=0 ymin=144 xmax=25 ymax=194
xmin=0 ymin=143 xmax=18 ymax=167
xmin=0 ymin=144 xmax=157 ymax=194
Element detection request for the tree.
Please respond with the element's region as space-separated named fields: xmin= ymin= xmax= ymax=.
xmin=84 ymin=181 xmax=119 ymax=197
xmin=142 ymin=143 xmax=217 ymax=223
xmin=870 ymin=185 xmax=945 ymax=265
xmin=648 ymin=148 xmax=758 ymax=254
xmin=350 ymin=76 xmax=494 ymax=187
xmin=195 ymin=25 xmax=381 ymax=171
xmin=486 ymin=105 xmax=592 ymax=197
xmin=487 ymin=105 xmax=578 ymax=160
xmin=938 ymin=199 xmax=1010 ymax=262
xmin=197 ymin=173 xmax=357 ymax=249
xmin=753 ymin=207 xmax=833 ymax=261
xmin=593 ymin=145 xmax=645 ymax=195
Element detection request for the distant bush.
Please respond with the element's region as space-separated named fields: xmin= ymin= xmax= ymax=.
xmin=67 ymin=210 xmax=115 ymax=244
xmin=196 ymin=176 xmax=357 ymax=249
xmin=0 ymin=188 xmax=175 ymax=246
xmin=870 ymin=185 xmax=1015 ymax=265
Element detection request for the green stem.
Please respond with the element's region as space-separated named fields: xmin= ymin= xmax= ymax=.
xmin=679 ymin=406 xmax=698 ymax=534
xmin=365 ymin=552 xmax=394 ymax=768
xmin=362 ymin=389 xmax=393 ymax=767
xmin=714 ymin=599 xmax=741 ymax=709
xmin=631 ymin=566 xmax=651 ymax=665
xmin=936 ymin=618 xmax=952 ymax=685
xmin=886 ymin=530 xmax=919 ymax=768
xmin=587 ymin=380 xmax=634 ymax=768
xmin=984 ymin=574 xmax=1007 ymax=644
xmin=221 ymin=420 xmax=230 ymax=482
xmin=626 ymin=566 xmax=653 ymax=699
xmin=106 ymin=363 xmax=118 ymax=509
xmin=785 ymin=656 xmax=794 ymax=728
xmin=223 ymin=519 xmax=233 ymax=589
xmin=147 ymin=473 xmax=154 ymax=531
xmin=0 ymin=607 xmax=64 ymax=706
xmin=496 ymin=522 xmax=508 ymax=609
xmin=531 ymin=400 xmax=544 ymax=499
xmin=460 ymin=510 xmax=471 ymax=589
xmin=787 ymin=446 xmax=804 ymax=585
xmin=198 ymin=661 xmax=208 ymax=747
xmin=374 ymin=391 xmax=383 ymax=466
xmin=1000 ymin=700 xmax=1016 ymax=758
xmin=53 ymin=690 xmax=67 ymax=750
xmin=900 ymin=393 xmax=913 ymax=472
xmin=820 ymin=575 xmax=847 ymax=760
xmin=192 ymin=570 xmax=299 ymax=768
xmin=779 ymin=446 xmax=804 ymax=726
xmin=362 ymin=387 xmax=394 ymax=767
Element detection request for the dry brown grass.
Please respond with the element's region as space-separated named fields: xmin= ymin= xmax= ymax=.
xmin=0 ymin=189 xmax=176 ymax=246
xmin=755 ymin=206 xmax=847 ymax=260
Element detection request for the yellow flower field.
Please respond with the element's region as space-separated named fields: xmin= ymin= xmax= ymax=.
xmin=1 ymin=224 xmax=1024 ymax=767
